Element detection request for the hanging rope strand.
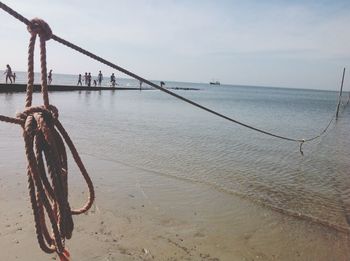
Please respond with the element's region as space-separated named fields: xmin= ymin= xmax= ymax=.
xmin=25 ymin=33 xmax=35 ymax=107
xmin=39 ymin=34 xmax=50 ymax=108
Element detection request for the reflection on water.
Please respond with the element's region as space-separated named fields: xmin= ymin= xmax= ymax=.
xmin=0 ymin=83 xmax=349 ymax=235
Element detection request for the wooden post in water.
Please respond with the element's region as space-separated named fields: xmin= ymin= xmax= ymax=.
xmin=336 ymin=67 xmax=346 ymax=120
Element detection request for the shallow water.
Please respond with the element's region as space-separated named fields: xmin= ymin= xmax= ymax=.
xmin=0 ymin=77 xmax=349 ymax=259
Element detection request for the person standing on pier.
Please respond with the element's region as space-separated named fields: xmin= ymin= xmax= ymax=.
xmin=4 ymin=64 xmax=13 ymax=84
xmin=87 ymin=72 xmax=91 ymax=87
xmin=77 ymin=74 xmax=82 ymax=86
xmin=12 ymin=72 xmax=16 ymax=83
xmin=48 ymin=69 xmax=53 ymax=85
xmin=110 ymin=73 xmax=116 ymax=87
xmin=84 ymin=72 xmax=88 ymax=85
xmin=98 ymin=70 xmax=103 ymax=86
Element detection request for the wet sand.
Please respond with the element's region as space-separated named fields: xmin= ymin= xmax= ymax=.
xmin=0 ymin=141 xmax=349 ymax=261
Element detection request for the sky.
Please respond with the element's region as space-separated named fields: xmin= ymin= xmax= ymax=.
xmin=0 ymin=0 xmax=350 ymax=90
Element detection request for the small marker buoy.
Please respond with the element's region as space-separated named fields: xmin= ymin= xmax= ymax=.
xmin=58 ymin=249 xmax=71 ymax=261
xmin=299 ymin=139 xmax=305 ymax=156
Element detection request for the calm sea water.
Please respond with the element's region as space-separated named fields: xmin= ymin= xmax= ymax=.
xmin=1 ymin=72 xmax=350 ymax=233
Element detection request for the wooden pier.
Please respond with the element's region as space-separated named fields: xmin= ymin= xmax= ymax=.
xmin=0 ymin=83 xmax=140 ymax=92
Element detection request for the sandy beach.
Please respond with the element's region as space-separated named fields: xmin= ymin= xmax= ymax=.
xmin=0 ymin=143 xmax=349 ymax=261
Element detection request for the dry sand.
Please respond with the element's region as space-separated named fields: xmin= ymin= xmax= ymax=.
xmin=0 ymin=151 xmax=349 ymax=261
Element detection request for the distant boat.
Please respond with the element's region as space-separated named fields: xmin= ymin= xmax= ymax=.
xmin=209 ymin=80 xmax=220 ymax=85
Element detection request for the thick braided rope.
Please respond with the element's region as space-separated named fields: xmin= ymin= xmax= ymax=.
xmin=23 ymin=19 xmax=94 ymax=257
xmin=0 ymin=12 xmax=95 ymax=259
xmin=25 ymin=33 xmax=35 ymax=108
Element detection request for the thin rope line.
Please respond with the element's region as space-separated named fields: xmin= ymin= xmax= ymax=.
xmin=51 ymin=35 xmax=341 ymax=147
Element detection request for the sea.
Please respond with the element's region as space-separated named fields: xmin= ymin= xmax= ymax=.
xmin=0 ymin=72 xmax=349 ymax=258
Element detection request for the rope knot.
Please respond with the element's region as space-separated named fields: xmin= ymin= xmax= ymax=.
xmin=16 ymin=106 xmax=59 ymax=137
xmin=16 ymin=105 xmax=58 ymax=121
xmin=27 ymin=18 xmax=52 ymax=41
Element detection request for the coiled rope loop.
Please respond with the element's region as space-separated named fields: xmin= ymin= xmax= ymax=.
xmin=0 ymin=14 xmax=95 ymax=259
